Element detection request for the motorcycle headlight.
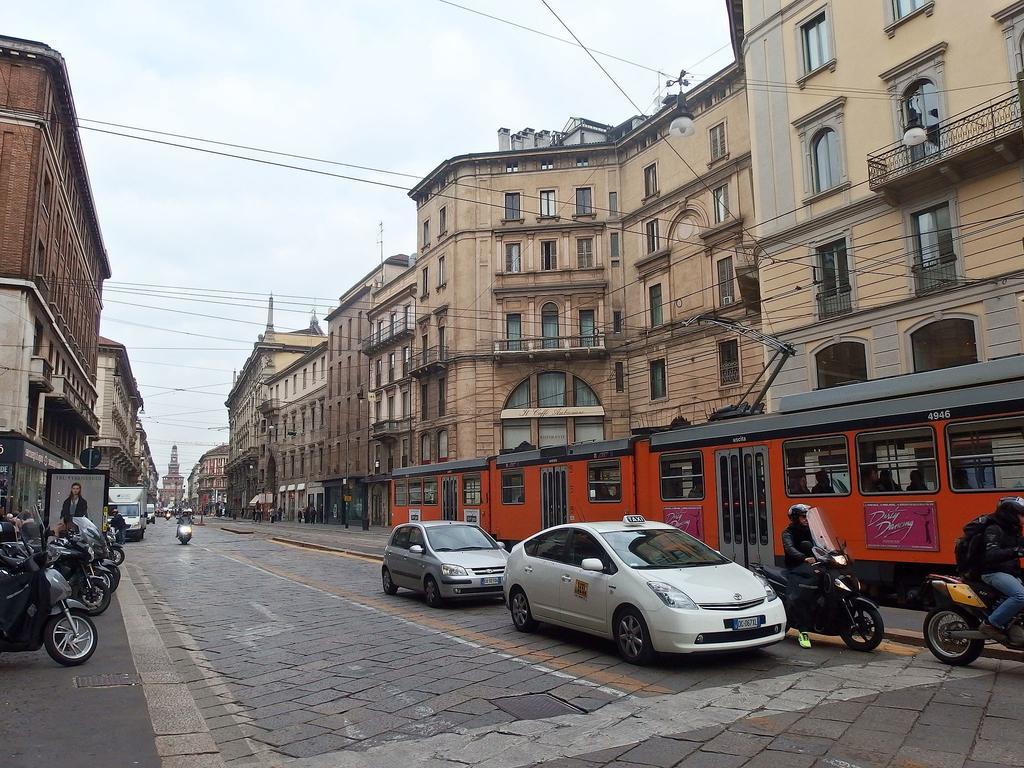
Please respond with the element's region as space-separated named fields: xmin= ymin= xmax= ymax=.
xmin=180 ymin=526 xmax=192 ymax=534
xmin=646 ymin=581 xmax=698 ymax=609
xmin=833 ymin=577 xmax=854 ymax=592
xmin=440 ymin=563 xmax=468 ymax=577
xmin=831 ymin=554 xmax=849 ymax=567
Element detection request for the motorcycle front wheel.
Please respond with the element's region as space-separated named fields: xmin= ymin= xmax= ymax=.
xmin=924 ymin=607 xmax=985 ymax=666
xmin=44 ymin=610 xmax=97 ymax=666
xmin=79 ymin=579 xmax=112 ymax=616
xmin=110 ymin=547 xmax=125 ymax=566
xmin=839 ymin=602 xmax=884 ymax=652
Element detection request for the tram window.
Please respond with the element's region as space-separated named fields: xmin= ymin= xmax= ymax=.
xmin=660 ymin=452 xmax=704 ymax=500
xmin=395 ymin=481 xmax=408 ymax=506
xmin=783 ymin=436 xmax=850 ymax=496
xmin=463 ymin=475 xmax=482 ymax=505
xmin=408 ymin=480 xmax=422 ymax=505
xmin=502 ymin=471 xmax=525 ymax=504
xmin=423 ymin=479 xmax=438 ymax=505
xmin=588 ymin=461 xmax=621 ymax=502
xmin=947 ymin=417 xmax=1024 ymax=492
xmin=856 ymin=428 xmax=937 ymax=494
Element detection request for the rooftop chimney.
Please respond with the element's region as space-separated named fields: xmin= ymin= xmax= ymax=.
xmin=497 ymin=127 xmax=511 ymax=151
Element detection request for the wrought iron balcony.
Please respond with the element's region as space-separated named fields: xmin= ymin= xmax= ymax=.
xmin=493 ymin=333 xmax=607 ymax=359
xmin=867 ymin=92 xmax=1022 ymax=192
xmin=409 ymin=346 xmax=450 ymax=377
xmin=815 ymin=288 xmax=853 ymax=319
xmin=371 ymin=417 xmax=412 ymax=439
xmin=363 ymin=318 xmax=414 ymax=354
xmin=912 ymin=258 xmax=959 ymax=296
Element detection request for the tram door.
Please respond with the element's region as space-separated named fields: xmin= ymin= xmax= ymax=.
xmin=714 ymin=446 xmax=774 ymax=568
xmin=540 ymin=466 xmax=568 ymax=529
xmin=441 ymin=477 xmax=458 ymax=521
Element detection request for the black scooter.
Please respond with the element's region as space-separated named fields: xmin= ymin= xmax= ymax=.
xmin=176 ymin=519 xmax=193 ymax=545
xmin=753 ymin=507 xmax=885 ymax=651
xmin=0 ymin=530 xmax=98 ymax=666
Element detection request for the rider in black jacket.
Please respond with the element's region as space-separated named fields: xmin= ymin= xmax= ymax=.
xmin=782 ymin=503 xmax=817 ymax=649
xmin=979 ymin=497 xmax=1024 ymax=639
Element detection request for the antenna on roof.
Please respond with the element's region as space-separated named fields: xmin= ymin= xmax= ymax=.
xmin=377 ymin=221 xmax=384 ymax=266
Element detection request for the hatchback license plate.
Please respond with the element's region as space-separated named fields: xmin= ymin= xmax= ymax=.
xmin=732 ymin=616 xmax=762 ymax=630
xmin=482 ymin=577 xmax=502 ymax=586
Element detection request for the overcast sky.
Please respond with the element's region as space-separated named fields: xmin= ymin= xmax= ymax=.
xmin=6 ymin=0 xmax=734 ymax=476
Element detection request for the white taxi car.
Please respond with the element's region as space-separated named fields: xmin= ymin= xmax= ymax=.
xmin=503 ymin=516 xmax=786 ymax=664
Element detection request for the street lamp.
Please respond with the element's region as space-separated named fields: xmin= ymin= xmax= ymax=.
xmin=667 ymin=69 xmax=695 ymax=138
xmin=902 ymin=112 xmax=927 ymax=147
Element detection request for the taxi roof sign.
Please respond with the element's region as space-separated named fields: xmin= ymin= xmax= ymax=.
xmin=623 ymin=514 xmax=647 ymax=526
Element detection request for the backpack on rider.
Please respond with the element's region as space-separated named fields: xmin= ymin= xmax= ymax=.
xmin=954 ymin=515 xmax=991 ymax=578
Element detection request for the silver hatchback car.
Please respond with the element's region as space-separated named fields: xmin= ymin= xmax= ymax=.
xmin=382 ymin=521 xmax=509 ymax=607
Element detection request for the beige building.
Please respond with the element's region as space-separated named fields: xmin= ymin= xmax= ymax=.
xmin=94 ymin=337 xmax=144 ymax=486
xmin=264 ymin=342 xmax=327 ymax=520
xmin=225 ymin=298 xmax=325 ymax=513
xmin=325 ymin=255 xmax=408 ymax=526
xmin=732 ymin=0 xmax=1024 ymax=402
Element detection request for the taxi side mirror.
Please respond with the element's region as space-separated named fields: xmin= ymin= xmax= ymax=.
xmin=581 ymin=558 xmax=605 ymax=573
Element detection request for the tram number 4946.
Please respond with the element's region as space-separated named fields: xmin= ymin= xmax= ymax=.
xmin=927 ymin=409 xmax=951 ymax=420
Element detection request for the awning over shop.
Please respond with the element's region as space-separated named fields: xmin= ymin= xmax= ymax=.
xmin=278 ymin=485 xmax=286 ymax=493
xmin=287 ymin=484 xmax=297 ymax=491
xmin=296 ymin=483 xmax=306 ymax=491
xmin=248 ymin=493 xmax=273 ymax=505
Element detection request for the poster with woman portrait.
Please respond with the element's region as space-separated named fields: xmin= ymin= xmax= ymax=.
xmin=44 ymin=469 xmax=109 ymax=533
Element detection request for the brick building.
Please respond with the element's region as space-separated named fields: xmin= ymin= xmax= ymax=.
xmin=194 ymin=444 xmax=228 ymax=514
xmin=0 ymin=36 xmax=109 ymax=518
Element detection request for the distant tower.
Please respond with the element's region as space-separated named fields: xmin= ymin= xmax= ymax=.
xmin=309 ymin=308 xmax=322 ymax=335
xmin=265 ymin=294 xmax=275 ymax=333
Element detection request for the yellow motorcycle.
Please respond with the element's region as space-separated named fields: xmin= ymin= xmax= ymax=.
xmin=923 ymin=574 xmax=1024 ymax=665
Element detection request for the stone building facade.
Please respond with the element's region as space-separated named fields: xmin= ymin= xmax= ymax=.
xmin=94 ymin=337 xmax=144 ymax=486
xmin=731 ymin=0 xmax=1024 ymax=402
xmin=264 ymin=343 xmax=326 ymax=520
xmin=194 ymin=443 xmax=227 ymax=514
xmin=0 ymin=36 xmax=109 ymax=516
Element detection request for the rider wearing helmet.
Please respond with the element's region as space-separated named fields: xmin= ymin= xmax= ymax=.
xmin=781 ymin=503 xmax=817 ymax=649
xmin=979 ymin=497 xmax=1024 ymax=640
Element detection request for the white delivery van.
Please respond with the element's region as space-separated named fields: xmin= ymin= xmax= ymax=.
xmin=146 ymin=503 xmax=156 ymax=524
xmin=109 ymin=486 xmax=147 ymax=541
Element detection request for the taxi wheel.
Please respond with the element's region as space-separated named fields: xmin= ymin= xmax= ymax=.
xmin=510 ymin=589 xmax=539 ymax=632
xmin=424 ymin=576 xmax=445 ymax=608
xmin=382 ymin=567 xmax=399 ymax=596
xmin=614 ymin=607 xmax=655 ymax=665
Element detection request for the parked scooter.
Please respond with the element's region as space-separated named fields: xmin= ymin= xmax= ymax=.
xmin=105 ymin=528 xmax=126 ymax=566
xmin=923 ymin=574 xmax=1024 ymax=665
xmin=176 ymin=519 xmax=193 ymax=545
xmin=0 ymin=523 xmax=98 ymax=666
xmin=73 ymin=517 xmax=120 ymax=593
xmin=753 ymin=506 xmax=885 ymax=651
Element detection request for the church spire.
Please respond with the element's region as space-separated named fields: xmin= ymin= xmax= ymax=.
xmin=266 ymin=293 xmax=275 ymax=333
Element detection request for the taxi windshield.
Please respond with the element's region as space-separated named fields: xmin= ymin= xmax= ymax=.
xmin=601 ymin=528 xmax=728 ymax=569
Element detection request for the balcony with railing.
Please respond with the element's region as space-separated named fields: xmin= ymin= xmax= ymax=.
xmin=815 ymin=288 xmax=853 ymax=319
xmin=493 ymin=332 xmax=607 ymax=360
xmin=371 ymin=416 xmax=412 ymax=439
xmin=912 ymin=257 xmax=959 ymax=296
xmin=867 ymin=92 xmax=1022 ymax=193
xmin=363 ymin=318 xmax=414 ymax=354
xmin=258 ymin=397 xmax=282 ymax=415
xmin=29 ymin=355 xmax=53 ymax=393
xmin=49 ymin=375 xmax=100 ymax=434
xmin=409 ymin=346 xmax=450 ymax=377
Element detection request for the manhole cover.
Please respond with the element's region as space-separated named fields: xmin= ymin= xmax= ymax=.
xmin=492 ymin=693 xmax=585 ymax=721
xmin=74 ymin=673 xmax=142 ymax=688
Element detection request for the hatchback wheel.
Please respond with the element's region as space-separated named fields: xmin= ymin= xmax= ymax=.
xmin=510 ymin=589 xmax=539 ymax=632
xmin=615 ymin=607 xmax=655 ymax=665
xmin=424 ymin=576 xmax=444 ymax=608
xmin=382 ymin=567 xmax=398 ymax=596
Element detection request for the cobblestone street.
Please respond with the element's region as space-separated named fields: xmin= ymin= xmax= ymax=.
xmin=118 ymin=523 xmax=1024 ymax=768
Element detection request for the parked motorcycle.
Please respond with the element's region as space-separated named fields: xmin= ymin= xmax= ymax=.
xmin=104 ymin=528 xmax=125 ymax=566
xmin=0 ymin=529 xmax=98 ymax=666
xmin=754 ymin=506 xmax=884 ymax=651
xmin=923 ymin=574 xmax=1024 ymax=665
xmin=47 ymin=534 xmax=111 ymax=617
xmin=176 ymin=521 xmax=193 ymax=545
xmin=73 ymin=517 xmax=120 ymax=592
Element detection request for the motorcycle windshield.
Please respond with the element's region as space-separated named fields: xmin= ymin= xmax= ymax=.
xmin=807 ymin=507 xmax=844 ymax=554
xmin=73 ymin=516 xmax=106 ymax=550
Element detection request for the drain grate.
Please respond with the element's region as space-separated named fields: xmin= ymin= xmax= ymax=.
xmin=74 ymin=673 xmax=142 ymax=688
xmin=492 ymin=693 xmax=585 ymax=721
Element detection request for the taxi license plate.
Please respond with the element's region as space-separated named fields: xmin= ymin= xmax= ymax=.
xmin=482 ymin=577 xmax=502 ymax=586
xmin=732 ymin=616 xmax=763 ymax=630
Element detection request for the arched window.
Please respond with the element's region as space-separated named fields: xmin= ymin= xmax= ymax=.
xmin=420 ymin=433 xmax=432 ymax=463
xmin=541 ymin=303 xmax=559 ymax=349
xmin=437 ymin=430 xmax=449 ymax=460
xmin=505 ymin=379 xmax=531 ymax=409
xmin=573 ymin=377 xmax=599 ymax=406
xmin=904 ymin=79 xmax=940 ymax=158
xmin=911 ymin=319 xmax=977 ymax=372
xmin=811 ymin=128 xmax=840 ymax=193
xmin=815 ymin=341 xmax=868 ymax=389
xmin=538 ymin=372 xmax=566 ymax=407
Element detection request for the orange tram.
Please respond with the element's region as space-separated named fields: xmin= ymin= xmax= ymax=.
xmin=391 ymin=358 xmax=1024 ymax=603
